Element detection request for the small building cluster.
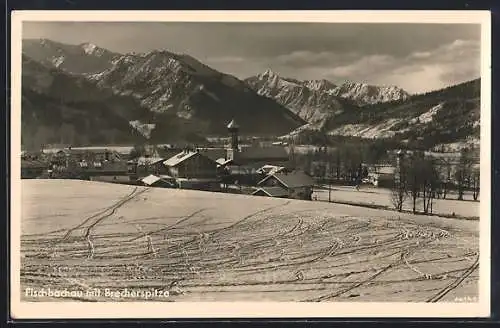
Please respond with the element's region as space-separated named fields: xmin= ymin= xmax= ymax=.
xmin=20 ymin=119 xmax=314 ymax=200
xmin=21 ymin=152 xmax=49 ymax=179
xmin=125 ymin=119 xmax=314 ymax=200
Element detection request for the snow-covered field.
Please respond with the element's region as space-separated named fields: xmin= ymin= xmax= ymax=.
xmin=20 ymin=180 xmax=478 ymax=302
xmin=314 ymin=186 xmax=479 ymax=219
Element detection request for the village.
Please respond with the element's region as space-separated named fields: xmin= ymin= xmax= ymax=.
xmin=21 ymin=120 xmax=318 ymax=201
xmin=20 ymin=118 xmax=481 ymax=212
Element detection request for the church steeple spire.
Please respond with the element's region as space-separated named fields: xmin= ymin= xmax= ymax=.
xmin=227 ymin=119 xmax=239 ymax=150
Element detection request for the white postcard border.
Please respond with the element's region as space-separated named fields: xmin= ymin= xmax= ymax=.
xmin=9 ymin=10 xmax=492 ymax=319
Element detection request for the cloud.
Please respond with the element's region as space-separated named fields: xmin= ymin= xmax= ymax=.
xmin=409 ymin=51 xmax=432 ymax=59
xmin=329 ymin=55 xmax=396 ymax=78
xmin=273 ymin=50 xmax=359 ymax=68
xmin=311 ymin=38 xmax=481 ymax=93
xmin=205 ymin=56 xmax=246 ymax=64
xmin=23 ymin=22 xmax=481 ymax=93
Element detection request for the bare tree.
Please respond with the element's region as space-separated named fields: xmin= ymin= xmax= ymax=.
xmin=391 ymin=151 xmax=408 ymax=212
xmin=406 ymin=151 xmax=425 ymax=214
xmin=332 ymin=150 xmax=341 ymax=181
xmin=455 ymin=148 xmax=473 ymax=200
xmin=421 ymin=157 xmax=440 ymax=214
xmin=303 ymin=150 xmax=314 ymax=176
xmin=440 ymin=157 xmax=453 ymax=199
xmin=471 ymin=167 xmax=480 ymax=201
xmin=288 ymin=138 xmax=296 ymax=169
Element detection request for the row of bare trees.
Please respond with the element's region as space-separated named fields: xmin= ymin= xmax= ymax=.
xmin=290 ymin=142 xmax=387 ymax=183
xmin=391 ymin=148 xmax=479 ymax=214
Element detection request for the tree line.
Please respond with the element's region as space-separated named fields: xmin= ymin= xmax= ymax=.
xmin=289 ymin=140 xmax=390 ymax=184
xmin=391 ymin=148 xmax=479 ymax=215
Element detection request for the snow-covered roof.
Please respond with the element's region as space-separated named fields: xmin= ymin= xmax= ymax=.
xmin=252 ymin=186 xmax=289 ymax=197
xmin=163 ymin=151 xmax=199 ymax=167
xmin=216 ymin=158 xmax=233 ymax=167
xmin=137 ymin=156 xmax=165 ymax=166
xmin=258 ymin=171 xmax=314 ymax=188
xmin=141 ymin=174 xmax=161 ymax=186
xmin=227 ymin=119 xmax=239 ymax=130
xmin=256 ymin=165 xmax=285 ymax=175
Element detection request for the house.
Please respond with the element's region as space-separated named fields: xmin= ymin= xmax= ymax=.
xmin=163 ymin=150 xmax=220 ymax=191
xmin=256 ymin=165 xmax=286 ymax=176
xmin=55 ymin=147 xmax=122 ymax=163
xmin=21 ymin=158 xmax=48 ymax=179
xmin=367 ymin=165 xmax=396 ymax=187
xmin=257 ymin=171 xmax=314 ymax=200
xmin=252 ymin=186 xmax=289 ymax=198
xmin=216 ymin=158 xmax=233 ymax=168
xmin=135 ymin=156 xmax=168 ymax=177
xmin=50 ymin=147 xmax=128 ymax=179
xmin=77 ymin=161 xmax=129 ymax=180
xmin=139 ymin=174 xmax=177 ymax=188
xmin=164 ymin=150 xmax=218 ymax=179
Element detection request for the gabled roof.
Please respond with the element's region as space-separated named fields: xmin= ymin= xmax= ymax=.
xmin=252 ymin=186 xmax=289 ymax=197
xmin=140 ymin=174 xmax=176 ymax=186
xmin=163 ymin=150 xmax=215 ymax=167
xmin=216 ymin=158 xmax=233 ymax=167
xmin=227 ymin=119 xmax=239 ymax=130
xmin=258 ymin=171 xmax=314 ymax=188
xmin=137 ymin=156 xmax=165 ymax=166
xmin=141 ymin=174 xmax=161 ymax=186
xmin=163 ymin=151 xmax=199 ymax=167
xmin=257 ymin=165 xmax=285 ymax=175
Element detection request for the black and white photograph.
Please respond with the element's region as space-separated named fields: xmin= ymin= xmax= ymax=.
xmin=10 ymin=10 xmax=491 ymax=318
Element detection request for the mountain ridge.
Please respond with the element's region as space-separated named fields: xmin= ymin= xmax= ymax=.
xmin=21 ymin=38 xmax=480 ymax=151
xmin=21 ymin=39 xmax=306 ymax=147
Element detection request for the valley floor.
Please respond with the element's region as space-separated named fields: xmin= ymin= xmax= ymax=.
xmin=20 ymin=180 xmax=479 ymax=302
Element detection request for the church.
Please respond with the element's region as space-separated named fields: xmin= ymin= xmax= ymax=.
xmin=222 ymin=119 xmax=291 ymax=174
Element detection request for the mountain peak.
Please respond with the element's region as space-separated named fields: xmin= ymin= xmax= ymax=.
xmin=23 ymin=38 xmax=120 ymax=74
xmin=260 ymin=69 xmax=280 ymax=79
xmin=79 ymin=42 xmax=97 ymax=53
xmin=333 ymin=80 xmax=409 ymax=105
xmin=341 ymin=80 xmax=366 ymax=88
xmin=303 ymin=79 xmax=337 ymax=91
xmin=78 ymin=42 xmax=109 ymax=57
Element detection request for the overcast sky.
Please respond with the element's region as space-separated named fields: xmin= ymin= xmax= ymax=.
xmin=22 ymin=22 xmax=481 ymax=94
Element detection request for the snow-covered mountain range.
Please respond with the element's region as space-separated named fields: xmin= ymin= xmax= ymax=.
xmin=21 ymin=38 xmax=480 ymax=150
xmin=21 ymin=39 xmax=304 ymax=148
xmin=23 ymin=39 xmax=120 ymax=74
xmin=244 ymin=70 xmax=410 ymax=129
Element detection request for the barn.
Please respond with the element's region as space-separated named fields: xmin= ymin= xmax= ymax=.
xmin=252 ymin=186 xmax=289 ymax=198
xmin=163 ymin=150 xmax=218 ymax=179
xmin=257 ymin=171 xmax=314 ymax=200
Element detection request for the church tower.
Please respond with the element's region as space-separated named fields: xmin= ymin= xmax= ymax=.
xmin=227 ymin=119 xmax=240 ymax=151
xmin=226 ymin=119 xmax=240 ymax=162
